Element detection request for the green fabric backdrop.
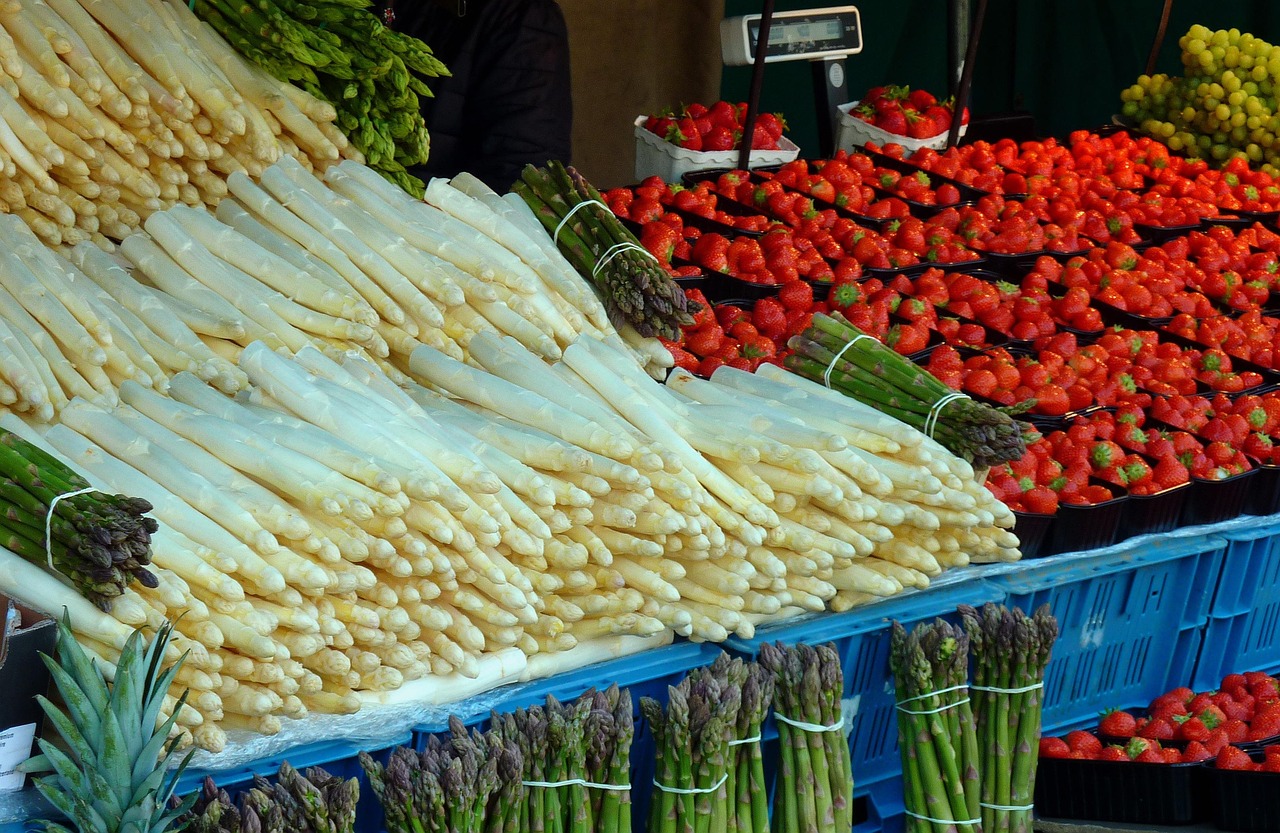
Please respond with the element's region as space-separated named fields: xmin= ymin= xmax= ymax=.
xmin=721 ymin=0 xmax=1280 ymax=156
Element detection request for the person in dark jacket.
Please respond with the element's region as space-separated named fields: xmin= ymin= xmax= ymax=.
xmin=380 ymin=0 xmax=573 ymax=192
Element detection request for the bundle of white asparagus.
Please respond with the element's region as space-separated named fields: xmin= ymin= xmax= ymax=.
xmin=0 ymin=145 xmax=1020 ymax=751
xmin=0 ymin=0 xmax=354 ymax=248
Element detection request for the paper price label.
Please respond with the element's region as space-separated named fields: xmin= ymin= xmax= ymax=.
xmin=0 ymin=723 xmax=37 ymax=792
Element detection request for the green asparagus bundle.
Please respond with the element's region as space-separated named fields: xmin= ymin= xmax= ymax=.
xmin=189 ymin=0 xmax=449 ymax=194
xmin=515 ymin=161 xmax=700 ymax=341
xmin=786 ymin=313 xmax=1030 ymax=468
xmin=182 ymin=763 xmax=358 ymax=833
xmin=492 ymin=685 xmax=634 ymax=833
xmin=0 ymin=429 xmax=158 ymax=610
xmin=959 ymin=604 xmax=1058 ymax=833
xmin=890 ymin=620 xmax=983 ymax=833
xmin=643 ymin=659 xmax=744 ymax=833
xmin=727 ymin=656 xmax=774 ymax=833
xmin=362 ymin=716 xmax=522 ymax=833
xmin=760 ymin=642 xmax=854 ymax=833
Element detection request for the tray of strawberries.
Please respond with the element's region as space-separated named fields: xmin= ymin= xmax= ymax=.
xmin=1212 ymin=745 xmax=1280 ymax=833
xmin=1036 ymin=730 xmax=1210 ymax=824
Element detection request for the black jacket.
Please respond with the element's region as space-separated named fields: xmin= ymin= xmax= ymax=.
xmin=383 ymin=0 xmax=573 ymax=192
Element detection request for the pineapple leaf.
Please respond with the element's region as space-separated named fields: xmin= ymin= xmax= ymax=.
xmin=39 ymin=659 xmax=103 ymax=755
xmin=82 ymin=761 xmax=127 ymax=822
xmin=133 ymin=690 xmax=188 ymax=791
xmin=30 ymin=738 xmax=87 ymax=797
xmin=31 ymin=695 xmax=96 ymax=774
xmin=33 ymin=766 xmax=109 ymax=833
xmin=139 ymin=651 xmax=186 ymax=759
xmin=52 ymin=614 xmax=109 ymax=715
xmin=97 ymin=701 xmax=135 ymax=808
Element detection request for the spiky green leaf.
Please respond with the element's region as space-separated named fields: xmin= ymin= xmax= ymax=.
xmin=51 ymin=615 xmax=110 ymax=715
xmin=39 ymin=660 xmax=103 ymax=752
xmin=31 ymin=695 xmax=96 ymax=774
xmin=97 ymin=697 xmax=135 ymax=803
xmin=30 ymin=739 xmax=88 ymax=798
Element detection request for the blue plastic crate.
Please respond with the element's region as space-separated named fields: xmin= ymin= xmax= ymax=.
xmin=175 ymin=733 xmax=410 ymax=833
xmin=724 ymin=579 xmax=1005 ymax=782
xmin=1190 ymin=519 xmax=1280 ymax=690
xmin=411 ymin=638 xmax=720 ymax=830
xmin=990 ymin=535 xmax=1227 ymax=735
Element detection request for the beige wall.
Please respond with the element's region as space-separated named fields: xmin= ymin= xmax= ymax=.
xmin=559 ymin=1 xmax=726 ymax=188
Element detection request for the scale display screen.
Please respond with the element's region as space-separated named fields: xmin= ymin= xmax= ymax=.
xmin=766 ymin=19 xmax=844 ymax=47
xmin=725 ymin=6 xmax=862 ymax=65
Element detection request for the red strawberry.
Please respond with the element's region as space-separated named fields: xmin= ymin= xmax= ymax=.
xmin=778 ymin=281 xmax=815 ymax=312
xmin=1139 ymin=717 xmax=1177 ymax=740
xmin=1182 ymin=741 xmax=1214 ymax=763
xmin=1217 ymin=746 xmax=1256 ymax=770
xmin=685 ymin=326 xmax=724 ymax=358
xmin=696 ymin=356 xmax=726 ymax=377
xmin=752 ymin=298 xmax=788 ymax=340
xmin=1206 ymin=728 xmax=1231 ymax=754
xmin=1224 ymin=718 xmax=1250 ymax=743
xmin=1161 ymin=747 xmax=1183 ymax=763
xmin=1099 ymin=709 xmax=1138 ymax=737
xmin=1175 ymin=715 xmax=1210 ymax=742
xmin=667 ymin=345 xmax=699 ymax=374
xmin=1135 ymin=748 xmax=1166 ymax=764
xmin=1125 ymin=737 xmax=1158 ymax=759
xmin=1065 ymin=730 xmax=1103 ymax=755
xmin=1039 ymin=737 xmax=1071 ymax=759
xmin=702 ymin=126 xmax=736 ymax=152
xmin=667 ymin=117 xmax=702 ymax=151
xmin=1099 ymin=746 xmax=1130 ymax=762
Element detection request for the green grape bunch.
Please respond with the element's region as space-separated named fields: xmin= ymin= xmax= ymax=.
xmin=1120 ymin=24 xmax=1280 ymax=176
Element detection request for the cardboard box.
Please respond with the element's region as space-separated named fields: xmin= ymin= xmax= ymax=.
xmin=0 ymin=597 xmax=54 ymax=792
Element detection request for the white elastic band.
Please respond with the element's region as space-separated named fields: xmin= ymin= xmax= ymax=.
xmin=45 ymin=487 xmax=95 ymax=572
xmin=970 ymin=682 xmax=1045 ymax=694
xmin=652 ymin=773 xmax=729 ymax=795
xmin=522 ymin=778 xmax=630 ymax=790
xmin=924 ymin=392 xmax=970 ymax=439
xmin=896 ymin=684 xmax=971 ymax=716
xmin=906 ymin=810 xmax=981 ymax=826
xmin=823 ymin=334 xmax=876 ymax=388
xmin=553 ymin=199 xmax=607 ymax=242
xmin=981 ymin=802 xmax=1035 ymax=811
xmin=897 ymin=684 xmax=969 ymax=705
xmin=728 ymin=735 xmax=761 ymax=747
xmin=592 ymin=241 xmax=657 ymax=277
xmin=774 ymin=713 xmax=846 ymax=733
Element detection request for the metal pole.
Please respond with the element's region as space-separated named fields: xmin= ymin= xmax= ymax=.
xmin=947 ymin=0 xmax=987 ymax=149
xmin=736 ymin=0 xmax=775 ymax=172
xmin=948 ymin=0 xmax=971 ymax=97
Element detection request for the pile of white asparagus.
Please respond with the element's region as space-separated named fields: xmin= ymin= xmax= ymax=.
xmin=0 ymin=155 xmax=1019 ymax=751
xmin=0 ymin=0 xmax=354 ymax=248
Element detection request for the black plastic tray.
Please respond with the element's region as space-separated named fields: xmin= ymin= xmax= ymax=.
xmin=1035 ymin=754 xmax=1210 ymax=825
xmin=1135 ymin=220 xmax=1205 ymax=244
xmin=1183 ymin=466 xmax=1259 ymax=526
xmin=1051 ymin=479 xmax=1127 ymax=554
xmin=1209 ymin=750 xmax=1280 ymax=833
xmin=1245 ymin=460 xmax=1280 ymax=516
xmin=1011 ymin=510 xmax=1054 ymax=559
xmin=1120 ymin=480 xmax=1193 ymax=540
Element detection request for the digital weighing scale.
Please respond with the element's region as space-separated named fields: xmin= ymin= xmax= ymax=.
xmin=720 ymin=6 xmax=864 ymax=158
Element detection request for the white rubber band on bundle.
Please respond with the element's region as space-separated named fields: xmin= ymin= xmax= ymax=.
xmin=969 ymin=682 xmax=1044 ymax=694
xmin=823 ymin=334 xmax=877 ymax=388
xmin=924 ymin=392 xmax=970 ymax=439
xmin=553 ymin=198 xmax=607 ymax=242
xmin=522 ymin=778 xmax=630 ymax=790
xmin=774 ymin=713 xmax=846 ymax=733
xmin=593 ymin=241 xmax=657 ymax=277
xmin=652 ymin=773 xmax=729 ymax=795
xmin=895 ymin=684 xmax=970 ymax=716
xmin=728 ymin=734 xmax=762 ymax=747
xmin=981 ymin=802 xmax=1035 ymax=811
xmin=906 ymin=810 xmax=982 ymax=826
xmin=45 ymin=487 xmax=95 ymax=572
